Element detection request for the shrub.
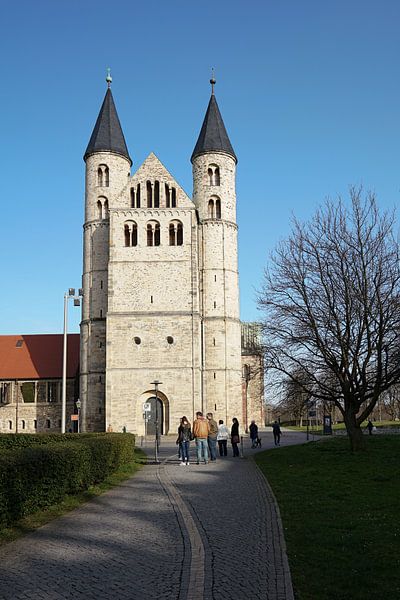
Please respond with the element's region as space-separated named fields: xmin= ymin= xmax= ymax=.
xmin=0 ymin=433 xmax=135 ymax=528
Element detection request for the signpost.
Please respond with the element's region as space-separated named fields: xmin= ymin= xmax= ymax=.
xmin=143 ymin=402 xmax=151 ymax=442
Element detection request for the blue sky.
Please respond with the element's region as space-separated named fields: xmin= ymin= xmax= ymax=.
xmin=1 ymin=0 xmax=399 ymax=334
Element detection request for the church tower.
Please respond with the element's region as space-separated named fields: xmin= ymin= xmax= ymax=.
xmin=191 ymin=77 xmax=242 ymax=423
xmin=80 ymin=72 xmax=132 ymax=431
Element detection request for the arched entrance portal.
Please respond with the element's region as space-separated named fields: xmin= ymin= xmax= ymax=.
xmin=146 ymin=396 xmax=164 ymax=436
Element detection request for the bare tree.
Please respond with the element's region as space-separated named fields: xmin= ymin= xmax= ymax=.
xmin=380 ymin=386 xmax=400 ymax=421
xmin=258 ymin=189 xmax=400 ymax=451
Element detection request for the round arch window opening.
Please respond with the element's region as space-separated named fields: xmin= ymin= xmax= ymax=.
xmin=167 ymin=336 xmax=174 ymax=345
xmin=134 ymin=337 xmax=141 ymax=345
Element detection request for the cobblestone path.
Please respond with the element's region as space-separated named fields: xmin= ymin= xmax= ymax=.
xmin=0 ymin=432 xmax=302 ymax=600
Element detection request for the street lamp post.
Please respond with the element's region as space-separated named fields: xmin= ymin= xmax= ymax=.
xmin=150 ymin=380 xmax=162 ymax=463
xmin=76 ymin=398 xmax=81 ymax=433
xmin=61 ymin=288 xmax=83 ymax=434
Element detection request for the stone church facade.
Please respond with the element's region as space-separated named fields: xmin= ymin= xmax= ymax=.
xmin=80 ymin=78 xmax=243 ymax=435
xmin=0 ymin=77 xmax=264 ymax=435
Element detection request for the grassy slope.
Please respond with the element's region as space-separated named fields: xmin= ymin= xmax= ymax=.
xmin=0 ymin=448 xmax=147 ymax=546
xmin=255 ymin=436 xmax=400 ymax=600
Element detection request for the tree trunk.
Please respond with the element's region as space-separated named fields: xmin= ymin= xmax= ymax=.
xmin=344 ymin=412 xmax=366 ymax=452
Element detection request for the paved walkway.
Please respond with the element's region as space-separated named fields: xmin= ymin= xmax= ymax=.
xmin=0 ymin=430 xmax=308 ymax=600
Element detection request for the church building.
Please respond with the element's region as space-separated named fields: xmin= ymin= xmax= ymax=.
xmin=0 ymin=75 xmax=264 ymax=435
xmin=81 ymin=74 xmax=243 ymax=435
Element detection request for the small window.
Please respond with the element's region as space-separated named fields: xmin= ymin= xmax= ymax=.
xmin=99 ymin=341 xmax=102 ymax=348
xmin=154 ymin=181 xmax=160 ymax=208
xmin=213 ymin=338 xmax=216 ymax=346
xmin=137 ymin=183 xmax=141 ymax=208
xmin=21 ymin=419 xmax=25 ymax=430
xmin=214 ymin=372 xmax=216 ymax=379
xmin=100 ymin=309 xmax=103 ymax=318
xmin=165 ymin=183 xmax=170 ymax=208
xmin=8 ymin=420 xmax=12 ymax=430
xmin=147 ymin=180 xmax=153 ymax=208
xmin=171 ymin=187 xmax=177 ymax=208
xmin=99 ymin=375 xmax=102 ymax=383
xmin=46 ymin=419 xmax=51 ymax=429
xmin=125 ymin=221 xmax=138 ymax=247
xmin=216 ymin=199 xmax=221 ymax=219
xmin=134 ymin=337 xmax=141 ymax=345
xmin=16 ymin=339 xmax=23 ymax=348
xmin=214 ymin=301 xmax=216 ymax=308
xmin=208 ymin=199 xmax=214 ymax=219
xmin=58 ymin=419 xmax=62 ymax=428
xmin=151 ymin=296 xmax=153 ymax=303
xmin=100 ymin=280 xmax=103 ymax=289
xmin=33 ymin=419 xmax=37 ymax=430
xmin=167 ymin=336 xmax=174 ymax=345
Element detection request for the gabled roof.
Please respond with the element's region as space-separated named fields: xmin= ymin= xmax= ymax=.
xmin=191 ymin=93 xmax=237 ymax=163
xmin=84 ymin=88 xmax=132 ymax=165
xmin=0 ymin=334 xmax=80 ymax=380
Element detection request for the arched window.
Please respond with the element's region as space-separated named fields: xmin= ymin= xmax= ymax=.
xmin=216 ymin=199 xmax=221 ymax=219
xmin=171 ymin=187 xmax=176 ymax=208
xmin=98 ymin=164 xmax=109 ymax=187
xmin=169 ymin=221 xmax=183 ymax=246
xmin=124 ymin=221 xmax=138 ymax=247
xmin=147 ymin=181 xmax=153 ymax=208
xmin=165 ymin=183 xmax=170 ymax=208
xmin=147 ymin=223 xmax=153 ymax=246
xmin=154 ymin=181 xmax=160 ymax=208
xmin=155 ymin=223 xmax=160 ymax=246
xmin=147 ymin=221 xmax=160 ymax=246
xmin=97 ymin=196 xmax=108 ymax=220
xmin=208 ymin=164 xmax=220 ymax=186
xmin=169 ymin=223 xmax=175 ymax=246
xmin=130 ymin=187 xmax=135 ymax=208
xmin=137 ymin=183 xmax=141 ymax=208
xmin=208 ymin=199 xmax=214 ymax=219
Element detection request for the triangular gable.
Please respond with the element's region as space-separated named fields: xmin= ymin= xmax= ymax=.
xmin=130 ymin=152 xmax=194 ymax=208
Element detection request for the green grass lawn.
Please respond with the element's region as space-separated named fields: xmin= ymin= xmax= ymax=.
xmin=0 ymin=447 xmax=147 ymax=546
xmin=284 ymin=420 xmax=400 ymax=435
xmin=255 ymin=436 xmax=400 ymax=600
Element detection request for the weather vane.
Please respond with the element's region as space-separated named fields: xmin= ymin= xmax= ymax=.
xmin=106 ymin=67 xmax=112 ymax=88
xmin=210 ymin=67 xmax=216 ymax=94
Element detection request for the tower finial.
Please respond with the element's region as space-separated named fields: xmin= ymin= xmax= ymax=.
xmin=210 ymin=68 xmax=216 ymax=95
xmin=106 ymin=67 xmax=112 ymax=88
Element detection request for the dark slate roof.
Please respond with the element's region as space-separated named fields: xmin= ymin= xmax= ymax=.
xmin=191 ymin=94 xmax=237 ymax=163
xmin=84 ymin=88 xmax=132 ymax=164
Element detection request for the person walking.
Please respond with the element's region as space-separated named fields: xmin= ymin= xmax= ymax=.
xmin=231 ymin=417 xmax=240 ymax=457
xmin=192 ymin=411 xmax=210 ymax=464
xmin=206 ymin=412 xmax=218 ymax=461
xmin=272 ymin=421 xmax=282 ymax=446
xmin=249 ymin=420 xmax=258 ymax=448
xmin=366 ymin=420 xmax=374 ymax=435
xmin=217 ymin=419 xmax=229 ymax=456
xmin=177 ymin=416 xmax=192 ymax=465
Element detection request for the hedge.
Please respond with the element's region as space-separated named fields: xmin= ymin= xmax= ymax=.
xmin=0 ymin=433 xmax=135 ymax=528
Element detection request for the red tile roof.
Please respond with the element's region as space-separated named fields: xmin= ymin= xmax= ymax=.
xmin=0 ymin=334 xmax=80 ymax=379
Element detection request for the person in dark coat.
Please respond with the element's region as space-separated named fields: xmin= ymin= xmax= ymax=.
xmin=272 ymin=421 xmax=282 ymax=446
xmin=231 ymin=417 xmax=240 ymax=457
xmin=177 ymin=416 xmax=192 ymax=465
xmin=366 ymin=420 xmax=374 ymax=435
xmin=249 ymin=420 xmax=258 ymax=448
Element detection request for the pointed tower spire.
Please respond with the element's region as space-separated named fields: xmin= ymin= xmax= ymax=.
xmin=191 ymin=76 xmax=237 ymax=164
xmin=84 ymin=71 xmax=131 ymax=165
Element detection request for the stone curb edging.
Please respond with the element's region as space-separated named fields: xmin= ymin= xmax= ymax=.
xmin=250 ymin=456 xmax=295 ymax=600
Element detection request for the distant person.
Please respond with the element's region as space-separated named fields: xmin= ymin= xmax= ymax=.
xmin=272 ymin=421 xmax=282 ymax=446
xmin=249 ymin=420 xmax=259 ymax=448
xmin=231 ymin=417 xmax=240 ymax=457
xmin=177 ymin=416 xmax=192 ymax=465
xmin=107 ymin=424 xmax=113 ymax=433
xmin=192 ymin=411 xmax=210 ymax=464
xmin=366 ymin=420 xmax=374 ymax=435
xmin=206 ymin=412 xmax=218 ymax=461
xmin=217 ymin=419 xmax=229 ymax=456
